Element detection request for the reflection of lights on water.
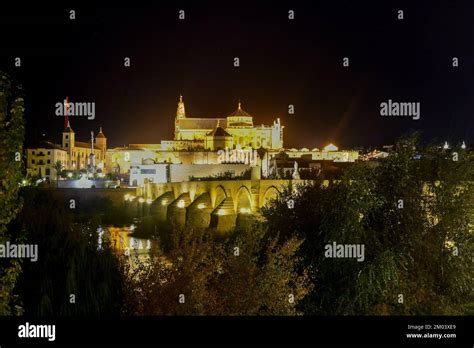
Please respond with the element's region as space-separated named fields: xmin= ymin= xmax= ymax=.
xmin=138 ymin=197 xmax=145 ymax=203
xmin=177 ymin=199 xmax=185 ymax=208
xmin=103 ymin=226 xmax=152 ymax=258
xmin=197 ymin=203 xmax=205 ymax=209
xmin=97 ymin=226 xmax=104 ymax=250
xmin=146 ymin=198 xmax=153 ymax=204
xmin=124 ymin=194 xmax=130 ymax=201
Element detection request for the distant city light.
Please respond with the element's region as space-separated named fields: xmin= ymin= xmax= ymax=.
xmin=323 ymin=144 xmax=338 ymax=152
xmin=461 ymin=141 xmax=466 ymax=149
xmin=443 ymin=141 xmax=449 ymax=149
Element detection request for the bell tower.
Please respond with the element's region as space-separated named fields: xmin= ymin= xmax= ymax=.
xmin=62 ymin=120 xmax=75 ymax=169
xmin=175 ymin=95 xmax=186 ymax=140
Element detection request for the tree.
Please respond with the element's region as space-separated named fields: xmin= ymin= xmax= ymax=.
xmin=53 ymin=160 xmax=63 ymax=181
xmin=262 ymin=134 xmax=474 ymax=315
xmin=12 ymin=189 xmax=123 ymax=316
xmin=121 ymin=224 xmax=311 ymax=315
xmin=0 ymin=72 xmax=25 ymax=315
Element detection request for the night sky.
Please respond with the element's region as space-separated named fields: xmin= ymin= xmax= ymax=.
xmin=0 ymin=0 xmax=473 ymax=149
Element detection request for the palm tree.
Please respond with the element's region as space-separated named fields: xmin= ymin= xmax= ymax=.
xmin=53 ymin=160 xmax=63 ymax=185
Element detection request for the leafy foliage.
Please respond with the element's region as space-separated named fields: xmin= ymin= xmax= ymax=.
xmin=0 ymin=72 xmax=25 ymax=315
xmin=121 ymin=224 xmax=311 ymax=315
xmin=262 ymin=134 xmax=474 ymax=315
xmin=12 ymin=189 xmax=122 ymax=316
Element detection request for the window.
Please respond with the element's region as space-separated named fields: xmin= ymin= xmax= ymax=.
xmin=47 ymin=151 xmax=50 ymax=155
xmin=47 ymin=160 xmax=50 ymax=164
xmin=46 ymin=169 xmax=50 ymax=175
xmin=32 ymin=151 xmax=35 ymax=155
xmin=65 ymin=135 xmax=68 ymax=139
xmin=141 ymin=169 xmax=156 ymax=174
xmin=65 ymin=143 xmax=68 ymax=148
xmin=32 ymin=159 xmax=35 ymax=164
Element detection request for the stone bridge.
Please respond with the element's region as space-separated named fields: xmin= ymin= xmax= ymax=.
xmin=136 ymin=179 xmax=311 ymax=231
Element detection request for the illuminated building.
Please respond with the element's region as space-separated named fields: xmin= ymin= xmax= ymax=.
xmin=26 ymin=121 xmax=107 ymax=179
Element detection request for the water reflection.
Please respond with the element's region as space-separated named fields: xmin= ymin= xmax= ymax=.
xmin=99 ymin=225 xmax=154 ymax=257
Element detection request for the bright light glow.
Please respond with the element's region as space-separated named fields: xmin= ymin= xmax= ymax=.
xmin=197 ymin=203 xmax=206 ymax=209
xmin=239 ymin=207 xmax=251 ymax=214
xmin=146 ymin=198 xmax=153 ymax=204
xmin=177 ymin=199 xmax=185 ymax=208
xmin=129 ymin=195 xmax=136 ymax=201
xmin=67 ymin=172 xmax=73 ymax=178
xmin=161 ymin=200 xmax=168 ymax=206
xmin=217 ymin=209 xmax=225 ymax=215
xmin=323 ymin=144 xmax=338 ymax=152
xmin=22 ymin=179 xmax=27 ymax=185
xmin=77 ymin=175 xmax=91 ymax=188
xmin=124 ymin=194 xmax=130 ymax=201
xmin=443 ymin=141 xmax=449 ymax=149
xmin=138 ymin=197 xmax=145 ymax=203
xmin=461 ymin=141 xmax=466 ymax=149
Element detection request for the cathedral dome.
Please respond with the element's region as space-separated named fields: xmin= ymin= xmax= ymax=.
xmin=228 ymin=101 xmax=252 ymax=117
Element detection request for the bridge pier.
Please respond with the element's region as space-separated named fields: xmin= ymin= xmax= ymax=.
xmin=186 ymin=193 xmax=213 ymax=229
xmin=167 ymin=193 xmax=191 ymax=227
xmin=150 ymin=191 xmax=175 ymax=222
xmin=210 ymin=197 xmax=236 ymax=233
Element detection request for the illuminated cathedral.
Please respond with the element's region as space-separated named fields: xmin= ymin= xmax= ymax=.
xmin=171 ymin=96 xmax=284 ymax=151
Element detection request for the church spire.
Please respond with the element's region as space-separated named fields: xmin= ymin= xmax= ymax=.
xmin=177 ymin=94 xmax=186 ymax=119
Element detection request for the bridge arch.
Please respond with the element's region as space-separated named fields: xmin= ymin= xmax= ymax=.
xmin=211 ymin=184 xmax=227 ymax=208
xmin=262 ymin=185 xmax=281 ymax=207
xmin=235 ymin=185 xmax=252 ymax=213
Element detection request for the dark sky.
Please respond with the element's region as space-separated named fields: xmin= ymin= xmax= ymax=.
xmin=0 ymin=0 xmax=473 ymax=149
